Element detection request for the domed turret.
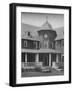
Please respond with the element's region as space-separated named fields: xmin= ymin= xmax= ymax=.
xmin=38 ymin=16 xmax=57 ymax=49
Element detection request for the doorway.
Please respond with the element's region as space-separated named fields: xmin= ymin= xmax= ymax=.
xmin=39 ymin=53 xmax=49 ymax=66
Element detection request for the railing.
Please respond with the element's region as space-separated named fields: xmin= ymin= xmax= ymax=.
xmin=22 ymin=62 xmax=43 ymax=69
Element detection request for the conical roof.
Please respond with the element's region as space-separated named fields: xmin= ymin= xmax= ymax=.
xmin=40 ymin=16 xmax=53 ymax=30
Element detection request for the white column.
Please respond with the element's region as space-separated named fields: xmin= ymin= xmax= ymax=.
xmin=61 ymin=54 xmax=64 ymax=62
xmin=49 ymin=54 xmax=51 ymax=67
xmin=25 ymin=53 xmax=27 ymax=63
xmin=35 ymin=53 xmax=39 ymax=63
xmin=56 ymin=54 xmax=58 ymax=63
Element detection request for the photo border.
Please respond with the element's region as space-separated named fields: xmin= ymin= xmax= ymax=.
xmin=9 ymin=3 xmax=71 ymax=87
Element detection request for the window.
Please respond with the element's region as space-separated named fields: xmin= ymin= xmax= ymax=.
xmin=44 ymin=41 xmax=48 ymax=48
xmin=56 ymin=40 xmax=61 ymax=48
xmin=28 ymin=32 xmax=30 ymax=36
xmin=37 ymin=42 xmax=40 ymax=49
xmin=33 ymin=41 xmax=36 ymax=49
xmin=58 ymin=40 xmax=61 ymax=47
xmin=61 ymin=40 xmax=64 ymax=47
xmin=24 ymin=40 xmax=27 ymax=47
xmin=33 ymin=41 xmax=40 ymax=49
xmin=52 ymin=41 xmax=55 ymax=49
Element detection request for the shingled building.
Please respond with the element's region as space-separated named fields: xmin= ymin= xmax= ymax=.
xmin=21 ymin=18 xmax=64 ymax=70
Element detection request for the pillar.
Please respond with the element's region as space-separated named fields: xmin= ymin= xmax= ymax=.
xmin=25 ymin=53 xmax=27 ymax=63
xmin=56 ymin=54 xmax=58 ymax=63
xmin=35 ymin=53 xmax=39 ymax=63
xmin=61 ymin=53 xmax=64 ymax=62
xmin=49 ymin=54 xmax=51 ymax=66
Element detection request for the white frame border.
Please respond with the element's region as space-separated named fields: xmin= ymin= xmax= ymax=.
xmin=16 ymin=6 xmax=69 ymax=84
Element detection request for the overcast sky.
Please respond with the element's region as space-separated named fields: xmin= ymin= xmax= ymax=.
xmin=21 ymin=12 xmax=64 ymax=29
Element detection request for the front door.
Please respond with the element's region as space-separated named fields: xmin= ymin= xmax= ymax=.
xmin=43 ymin=54 xmax=49 ymax=66
xmin=39 ymin=53 xmax=49 ymax=66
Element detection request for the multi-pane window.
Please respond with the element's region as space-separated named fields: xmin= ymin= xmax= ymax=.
xmin=49 ymin=42 xmax=52 ymax=49
xmin=24 ymin=40 xmax=27 ymax=47
xmin=22 ymin=39 xmax=40 ymax=49
xmin=56 ymin=40 xmax=61 ymax=47
xmin=58 ymin=40 xmax=61 ymax=47
xmin=28 ymin=32 xmax=31 ymax=36
xmin=55 ymin=39 xmax=64 ymax=49
xmin=33 ymin=41 xmax=40 ymax=49
xmin=33 ymin=41 xmax=36 ymax=49
xmin=44 ymin=41 xmax=48 ymax=48
xmin=61 ymin=40 xmax=64 ymax=47
xmin=52 ymin=41 xmax=55 ymax=49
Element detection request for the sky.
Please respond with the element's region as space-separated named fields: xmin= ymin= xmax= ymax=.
xmin=21 ymin=12 xmax=64 ymax=29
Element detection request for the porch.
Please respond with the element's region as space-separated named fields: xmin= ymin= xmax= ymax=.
xmin=21 ymin=52 xmax=64 ymax=68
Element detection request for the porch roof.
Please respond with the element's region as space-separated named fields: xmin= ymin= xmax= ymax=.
xmin=21 ymin=49 xmax=63 ymax=54
xmin=22 ymin=36 xmax=40 ymax=41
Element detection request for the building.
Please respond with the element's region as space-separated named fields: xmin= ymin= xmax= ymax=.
xmin=21 ymin=18 xmax=64 ymax=70
xmin=55 ymin=27 xmax=64 ymax=63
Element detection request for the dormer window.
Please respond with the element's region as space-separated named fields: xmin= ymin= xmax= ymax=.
xmin=28 ymin=32 xmax=30 ymax=36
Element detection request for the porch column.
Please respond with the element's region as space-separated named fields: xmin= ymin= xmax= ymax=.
xmin=61 ymin=53 xmax=64 ymax=62
xmin=56 ymin=54 xmax=58 ymax=63
xmin=35 ymin=53 xmax=39 ymax=63
xmin=61 ymin=54 xmax=62 ymax=62
xmin=49 ymin=54 xmax=51 ymax=67
xmin=25 ymin=53 xmax=27 ymax=63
